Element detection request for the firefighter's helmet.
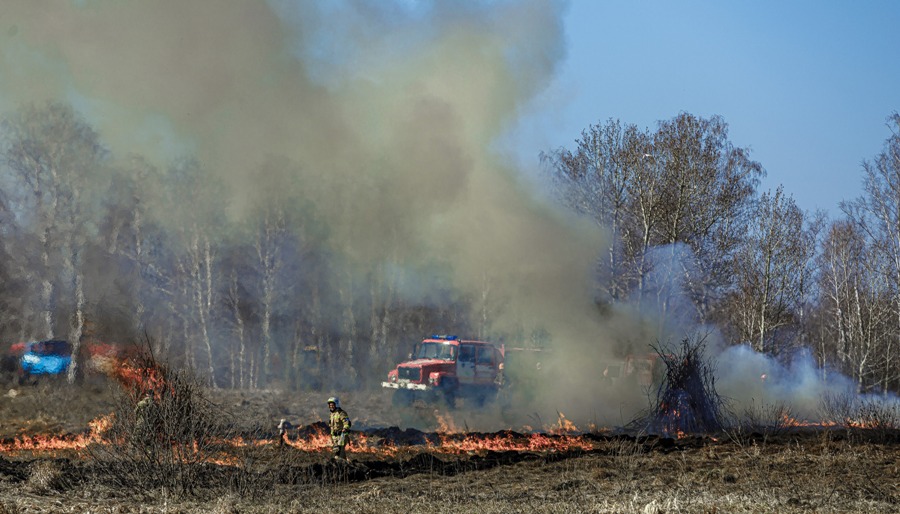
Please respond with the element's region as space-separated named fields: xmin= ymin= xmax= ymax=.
xmin=327 ymin=396 xmax=340 ymax=408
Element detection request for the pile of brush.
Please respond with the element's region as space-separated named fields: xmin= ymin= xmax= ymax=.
xmin=633 ymin=336 xmax=726 ymax=437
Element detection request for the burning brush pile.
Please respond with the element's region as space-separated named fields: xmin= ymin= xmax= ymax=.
xmin=631 ymin=337 xmax=727 ymax=438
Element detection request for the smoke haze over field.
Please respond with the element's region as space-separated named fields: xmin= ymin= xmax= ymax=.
xmin=0 ymin=1 xmax=642 ymax=421
xmin=0 ymin=1 xmax=599 ymax=315
xmin=8 ymin=1 xmax=890 ymax=432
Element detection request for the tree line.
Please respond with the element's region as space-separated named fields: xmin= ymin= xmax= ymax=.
xmin=542 ymin=112 xmax=900 ymax=394
xmin=0 ymin=101 xmax=898 ymax=394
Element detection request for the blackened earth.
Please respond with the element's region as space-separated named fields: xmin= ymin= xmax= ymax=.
xmin=0 ymin=377 xmax=898 ymax=513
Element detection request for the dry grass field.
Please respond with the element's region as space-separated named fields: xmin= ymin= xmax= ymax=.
xmin=0 ymin=378 xmax=898 ymax=513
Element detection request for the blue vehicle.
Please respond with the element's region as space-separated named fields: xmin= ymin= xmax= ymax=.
xmin=20 ymin=340 xmax=72 ymax=383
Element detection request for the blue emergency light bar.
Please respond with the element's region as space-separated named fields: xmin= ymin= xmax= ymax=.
xmin=430 ymin=334 xmax=458 ymax=340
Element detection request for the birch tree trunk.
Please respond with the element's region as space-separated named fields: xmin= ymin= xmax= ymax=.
xmin=200 ymin=237 xmax=216 ymax=386
xmin=255 ymin=209 xmax=284 ymax=388
xmin=227 ymin=272 xmax=247 ymax=389
xmin=338 ymin=271 xmax=358 ymax=385
xmin=66 ymin=265 xmax=85 ymax=384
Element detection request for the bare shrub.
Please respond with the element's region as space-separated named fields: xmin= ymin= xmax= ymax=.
xmin=821 ymin=392 xmax=900 ymax=442
xmin=724 ymin=399 xmax=793 ymax=446
xmin=820 ymin=391 xmax=855 ymax=426
xmin=85 ymin=347 xmax=240 ymax=498
xmin=852 ymin=397 xmax=900 ymax=431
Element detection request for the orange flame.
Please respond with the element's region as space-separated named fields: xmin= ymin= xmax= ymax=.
xmin=0 ymin=413 xmax=113 ymax=453
xmin=547 ymin=412 xmax=578 ymax=435
xmin=113 ymin=360 xmax=167 ymax=400
xmin=1 ymin=415 xmax=598 ymax=463
xmin=431 ymin=432 xmax=593 ymax=453
xmin=779 ymin=412 xmax=841 ymax=428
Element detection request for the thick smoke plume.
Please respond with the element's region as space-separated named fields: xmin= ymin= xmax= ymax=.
xmin=14 ymin=1 xmax=875 ymax=432
xmin=0 ymin=1 xmax=650 ymax=424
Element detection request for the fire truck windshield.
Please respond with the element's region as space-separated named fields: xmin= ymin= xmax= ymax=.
xmin=416 ymin=342 xmax=456 ymax=361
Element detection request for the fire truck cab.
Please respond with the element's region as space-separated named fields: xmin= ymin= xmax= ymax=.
xmin=382 ymin=335 xmax=503 ymax=408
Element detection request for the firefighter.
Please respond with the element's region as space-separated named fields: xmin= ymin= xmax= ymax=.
xmin=327 ymin=396 xmax=351 ymax=460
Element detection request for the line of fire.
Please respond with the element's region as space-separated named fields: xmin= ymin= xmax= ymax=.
xmin=1 ymin=333 xmax=891 ymax=473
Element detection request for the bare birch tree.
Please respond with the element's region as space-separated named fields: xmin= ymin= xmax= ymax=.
xmin=162 ymin=159 xmax=226 ymax=385
xmin=543 ymin=113 xmax=761 ymax=331
xmin=0 ymin=102 xmax=105 ymax=382
xmin=840 ymin=113 xmax=900 ymax=391
xmin=651 ymin=113 xmax=762 ymax=326
xmin=727 ymin=187 xmax=815 ymax=355
xmin=541 ymin=119 xmax=642 ymax=301
xmin=817 ymin=220 xmax=892 ymax=391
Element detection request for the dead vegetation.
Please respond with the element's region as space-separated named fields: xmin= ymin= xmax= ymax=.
xmin=820 ymin=392 xmax=900 ymax=443
xmin=1 ymin=353 xmax=899 ymax=513
xmin=1 ymin=430 xmax=899 ymax=513
xmin=81 ymin=349 xmax=246 ymax=497
xmin=629 ymin=337 xmax=728 ymax=437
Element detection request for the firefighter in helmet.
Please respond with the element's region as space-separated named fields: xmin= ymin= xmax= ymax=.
xmin=327 ymin=396 xmax=351 ymax=460
xmin=134 ymin=392 xmax=157 ymax=445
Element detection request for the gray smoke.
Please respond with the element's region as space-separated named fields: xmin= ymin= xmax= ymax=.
xmin=7 ymin=1 xmax=881 ymax=433
xmin=0 ymin=1 xmax=633 ymax=423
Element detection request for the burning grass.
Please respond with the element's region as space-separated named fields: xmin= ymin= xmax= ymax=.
xmin=2 ymin=345 xmax=900 ymax=512
xmin=0 ymin=418 xmax=600 ymax=462
xmin=0 ymin=426 xmax=898 ymax=513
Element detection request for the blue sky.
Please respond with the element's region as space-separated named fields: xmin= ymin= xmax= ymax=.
xmin=515 ymin=1 xmax=899 ymax=217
